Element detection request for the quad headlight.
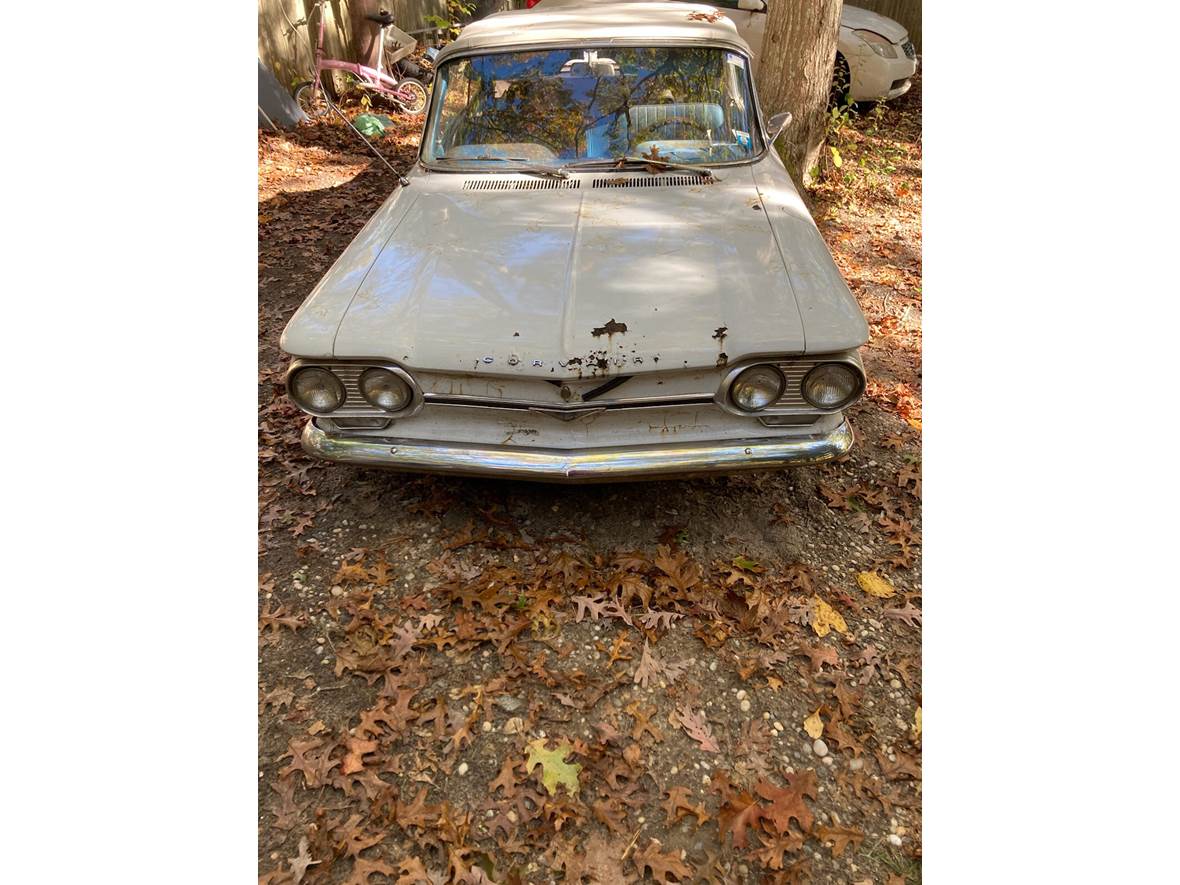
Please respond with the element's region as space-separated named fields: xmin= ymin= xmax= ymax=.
xmin=359 ymin=367 xmax=413 ymax=413
xmin=289 ymin=366 xmax=346 ymax=413
xmin=802 ymin=363 xmax=861 ymax=410
xmin=730 ymin=365 xmax=786 ymax=412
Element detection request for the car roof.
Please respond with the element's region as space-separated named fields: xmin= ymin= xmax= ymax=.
xmin=434 ymin=1 xmax=749 ymax=64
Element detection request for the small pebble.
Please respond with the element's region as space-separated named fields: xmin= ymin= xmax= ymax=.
xmin=888 ymin=834 xmax=903 ymax=847
xmin=812 ymin=739 xmax=829 ymax=757
xmin=890 ymin=678 xmax=902 ymax=689
xmin=482 ymin=721 xmax=493 ymax=733
xmin=330 ymin=586 xmax=344 ymax=597
xmin=772 ymin=721 xmax=784 ymax=732
xmin=457 ymin=762 xmax=469 ymax=775
xmin=739 ymin=699 xmax=751 ymax=712
xmin=849 ymin=757 xmax=864 ymax=771
xmin=709 ymin=661 xmax=717 ymax=672
xmin=735 ymin=689 xmax=747 ymax=700
xmin=669 ymin=766 xmax=678 ymax=775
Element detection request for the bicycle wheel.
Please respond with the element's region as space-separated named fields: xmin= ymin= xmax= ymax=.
xmin=391 ymin=78 xmax=427 ymax=115
xmin=294 ymin=80 xmax=332 ymax=118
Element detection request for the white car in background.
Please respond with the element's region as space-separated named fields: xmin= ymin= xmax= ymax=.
xmin=695 ymin=1 xmax=919 ymax=102
xmin=528 ymin=0 xmax=918 ymax=103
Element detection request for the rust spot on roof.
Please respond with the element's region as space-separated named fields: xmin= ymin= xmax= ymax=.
xmin=591 ymin=318 xmax=628 ymax=337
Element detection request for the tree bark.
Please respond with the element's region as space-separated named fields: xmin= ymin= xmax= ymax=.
xmin=348 ymin=0 xmax=383 ymax=69
xmin=754 ymin=0 xmax=843 ymax=188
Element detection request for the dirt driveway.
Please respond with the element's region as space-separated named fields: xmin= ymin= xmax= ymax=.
xmin=259 ymin=79 xmax=922 ymax=885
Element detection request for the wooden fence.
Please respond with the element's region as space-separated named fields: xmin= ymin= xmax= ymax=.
xmin=258 ymin=0 xmax=447 ymax=90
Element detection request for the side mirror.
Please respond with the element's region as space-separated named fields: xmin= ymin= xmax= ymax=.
xmin=767 ymin=111 xmax=792 ymax=146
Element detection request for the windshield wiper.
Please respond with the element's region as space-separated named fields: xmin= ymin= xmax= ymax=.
xmin=434 ymin=155 xmax=569 ymax=179
xmin=562 ymin=157 xmax=716 ymax=179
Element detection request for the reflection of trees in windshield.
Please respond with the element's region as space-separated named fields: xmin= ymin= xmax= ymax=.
xmin=428 ymin=47 xmax=759 ymax=164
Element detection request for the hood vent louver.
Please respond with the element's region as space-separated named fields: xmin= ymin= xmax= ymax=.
xmin=592 ymin=175 xmax=714 ymax=188
xmin=463 ymin=178 xmax=580 ymax=190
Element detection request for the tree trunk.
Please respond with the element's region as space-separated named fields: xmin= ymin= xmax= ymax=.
xmin=754 ymin=0 xmax=843 ymax=188
xmin=349 ymin=0 xmax=383 ymax=69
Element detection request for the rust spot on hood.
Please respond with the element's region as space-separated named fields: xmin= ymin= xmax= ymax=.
xmin=591 ymin=318 xmax=628 ymax=337
xmin=712 ymin=326 xmax=728 ymax=345
xmin=716 ymin=352 xmax=728 ymax=368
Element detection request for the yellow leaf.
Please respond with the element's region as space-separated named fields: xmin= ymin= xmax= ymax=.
xmin=766 ymin=675 xmax=783 ymax=691
xmin=856 ymin=571 xmax=896 ymax=598
xmin=914 ymin=707 xmax=922 ymax=738
xmin=525 ymin=738 xmax=582 ymax=796
xmin=803 ymin=709 xmax=824 ymax=739
xmin=811 ymin=596 xmax=848 ymax=637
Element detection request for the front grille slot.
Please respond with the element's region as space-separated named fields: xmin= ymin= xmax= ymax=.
xmin=591 ymin=175 xmax=713 ymax=188
xmin=901 ymin=40 xmax=915 ymax=59
xmin=463 ymin=178 xmax=580 ymax=190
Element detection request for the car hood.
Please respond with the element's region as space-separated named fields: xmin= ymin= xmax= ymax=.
xmin=282 ymin=168 xmax=864 ymax=377
xmin=840 ymin=5 xmax=908 ymax=43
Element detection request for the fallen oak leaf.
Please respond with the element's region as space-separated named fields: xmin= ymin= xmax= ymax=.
xmin=288 ymin=835 xmax=318 ymax=883
xmin=755 ymin=769 xmax=817 ymax=834
xmin=883 ymin=602 xmax=922 ymax=628
xmin=815 ymin=823 xmax=864 ymax=857
xmin=525 ymin=737 xmax=582 ymax=796
xmin=632 ymin=838 xmax=693 ymax=882
xmin=855 ymin=571 xmax=896 ymax=598
xmin=810 ymin=596 xmax=849 ymax=637
xmin=672 ymin=705 xmax=720 ymax=753
xmin=340 ymin=736 xmax=378 ymax=775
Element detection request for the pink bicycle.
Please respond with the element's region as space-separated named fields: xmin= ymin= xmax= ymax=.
xmin=294 ymin=0 xmax=428 ymax=117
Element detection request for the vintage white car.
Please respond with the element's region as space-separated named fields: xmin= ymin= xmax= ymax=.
xmin=281 ymin=1 xmax=869 ymax=481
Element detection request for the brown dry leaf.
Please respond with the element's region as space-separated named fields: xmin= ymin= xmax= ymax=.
xmin=672 ymin=705 xmax=720 ymax=753
xmin=810 ymin=596 xmax=849 ymax=637
xmin=632 ymin=838 xmax=692 ymax=882
xmin=341 ymin=736 xmax=377 ymax=775
xmin=815 ymin=824 xmax=865 ymax=857
xmin=856 ymin=571 xmax=896 ymax=598
xmin=755 ymin=770 xmax=816 ymax=835
xmin=884 ymin=601 xmax=922 ymax=628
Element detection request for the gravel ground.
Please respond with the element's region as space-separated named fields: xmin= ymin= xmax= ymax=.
xmin=258 ymin=76 xmax=922 ymax=885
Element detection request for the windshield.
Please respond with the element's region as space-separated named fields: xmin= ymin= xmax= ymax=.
xmin=423 ymin=46 xmax=762 ymax=167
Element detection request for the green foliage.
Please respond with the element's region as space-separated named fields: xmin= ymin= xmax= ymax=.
xmin=427 ymin=0 xmax=477 ymax=39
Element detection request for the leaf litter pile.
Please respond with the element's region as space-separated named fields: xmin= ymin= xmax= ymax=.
xmin=259 ymin=80 xmax=922 ymax=884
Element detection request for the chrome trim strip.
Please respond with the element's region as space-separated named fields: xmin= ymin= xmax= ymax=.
xmin=301 ymin=418 xmax=853 ymax=483
xmin=422 ymin=393 xmax=714 ymax=412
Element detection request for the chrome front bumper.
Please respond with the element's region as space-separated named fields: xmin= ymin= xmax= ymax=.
xmin=301 ymin=418 xmax=853 ymax=482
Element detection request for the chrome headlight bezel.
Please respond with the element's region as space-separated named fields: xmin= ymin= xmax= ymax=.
xmin=286 ymin=360 xmax=423 ymax=419
xmin=716 ymin=354 xmax=865 ymax=417
xmin=288 ymin=365 xmax=347 ymax=415
xmin=359 ymin=367 xmax=414 ymax=413
xmin=801 ymin=362 xmax=864 ymax=410
xmin=729 ymin=364 xmax=787 ymax=413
